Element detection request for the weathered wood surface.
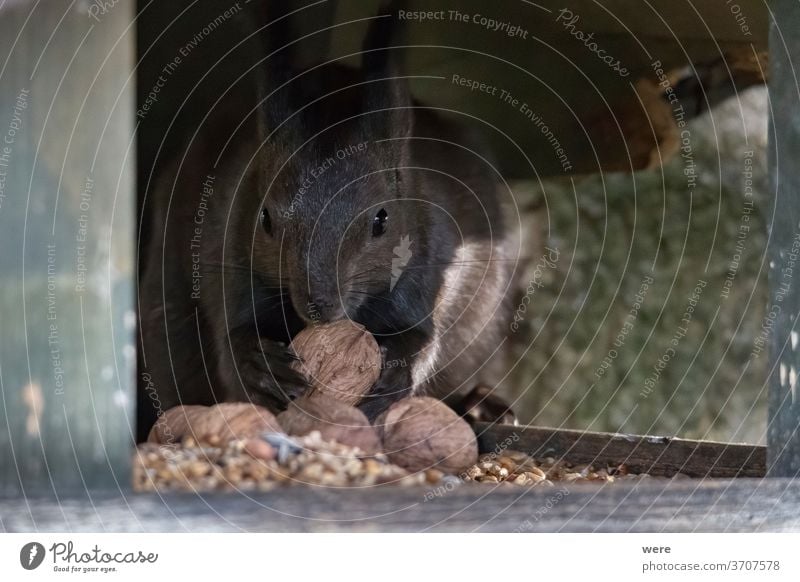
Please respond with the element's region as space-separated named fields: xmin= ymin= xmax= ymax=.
xmin=0 ymin=0 xmax=135 ymax=496
xmin=766 ymin=0 xmax=800 ymax=477
xmin=2 ymin=479 xmax=799 ymax=532
xmin=475 ymin=423 xmax=766 ymax=478
xmin=332 ymin=0 xmax=768 ymax=177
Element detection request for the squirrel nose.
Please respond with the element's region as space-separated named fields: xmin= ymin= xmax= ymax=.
xmin=306 ymin=297 xmax=344 ymax=323
xmin=311 ymin=297 xmax=334 ymax=311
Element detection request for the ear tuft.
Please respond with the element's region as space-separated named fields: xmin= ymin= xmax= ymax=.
xmin=255 ymin=0 xmax=298 ymax=142
xmin=361 ymin=1 xmax=413 ymax=141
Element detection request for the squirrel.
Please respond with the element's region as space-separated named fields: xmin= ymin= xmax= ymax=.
xmin=137 ymin=1 xmax=516 ymax=441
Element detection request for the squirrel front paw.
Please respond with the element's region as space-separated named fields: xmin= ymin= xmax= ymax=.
xmin=232 ymin=336 xmax=310 ymax=409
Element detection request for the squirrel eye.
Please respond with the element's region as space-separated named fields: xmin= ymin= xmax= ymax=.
xmin=261 ymin=208 xmax=272 ymax=235
xmin=372 ymin=208 xmax=388 ymax=237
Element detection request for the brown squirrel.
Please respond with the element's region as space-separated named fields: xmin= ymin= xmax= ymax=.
xmin=137 ymin=1 xmax=516 ymax=441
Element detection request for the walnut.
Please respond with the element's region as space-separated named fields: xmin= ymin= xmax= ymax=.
xmin=375 ymin=397 xmax=478 ymax=474
xmin=147 ymin=403 xmax=282 ymax=447
xmin=278 ymin=395 xmax=382 ymax=455
xmin=290 ymin=320 xmax=381 ymax=405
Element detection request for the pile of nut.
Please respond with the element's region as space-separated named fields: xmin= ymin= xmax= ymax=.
xmin=463 ymin=451 xmax=672 ymax=486
xmin=134 ymin=431 xmax=445 ymax=492
xmin=133 ymin=436 xmax=670 ymax=492
xmin=135 ymin=321 xmax=675 ymax=492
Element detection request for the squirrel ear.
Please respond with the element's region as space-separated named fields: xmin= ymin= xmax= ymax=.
xmin=361 ymin=1 xmax=412 ymax=140
xmin=255 ymin=0 xmax=297 ymax=142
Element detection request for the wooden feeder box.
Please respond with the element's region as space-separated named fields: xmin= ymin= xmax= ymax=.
xmin=1 ymin=0 xmax=799 ymax=531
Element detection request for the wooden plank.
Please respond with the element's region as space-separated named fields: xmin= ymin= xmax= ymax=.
xmin=474 ymin=423 xmax=766 ymax=478
xmin=330 ymin=0 xmax=768 ymax=178
xmin=0 ymin=1 xmax=136 ymax=495
xmin=767 ymin=0 xmax=800 ymax=477
xmin=2 ymin=479 xmax=799 ymax=532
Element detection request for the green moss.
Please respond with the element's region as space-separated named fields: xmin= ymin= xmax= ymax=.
xmin=504 ymin=88 xmax=769 ymax=443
